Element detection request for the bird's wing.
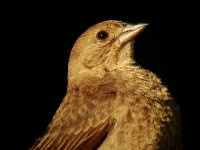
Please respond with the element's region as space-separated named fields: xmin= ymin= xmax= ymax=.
xmin=65 ymin=119 xmax=113 ymax=150
xmin=31 ymin=118 xmax=113 ymax=150
xmin=30 ymin=80 xmax=117 ymax=150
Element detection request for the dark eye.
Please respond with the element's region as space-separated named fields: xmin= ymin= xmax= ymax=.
xmin=97 ymin=30 xmax=109 ymax=40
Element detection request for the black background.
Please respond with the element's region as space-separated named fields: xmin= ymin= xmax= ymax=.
xmin=3 ymin=1 xmax=198 ymax=150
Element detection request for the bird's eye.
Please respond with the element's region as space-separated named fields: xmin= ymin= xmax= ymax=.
xmin=97 ymin=30 xmax=109 ymax=40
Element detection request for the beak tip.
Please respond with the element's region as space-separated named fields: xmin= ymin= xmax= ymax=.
xmin=118 ymin=23 xmax=149 ymax=45
xmin=143 ymin=23 xmax=149 ymax=28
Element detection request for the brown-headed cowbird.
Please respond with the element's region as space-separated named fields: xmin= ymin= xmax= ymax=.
xmin=30 ymin=20 xmax=182 ymax=150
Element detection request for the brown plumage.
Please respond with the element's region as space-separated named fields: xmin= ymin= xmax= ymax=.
xmin=30 ymin=20 xmax=182 ymax=150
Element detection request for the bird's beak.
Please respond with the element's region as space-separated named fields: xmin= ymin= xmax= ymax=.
xmin=118 ymin=23 xmax=149 ymax=45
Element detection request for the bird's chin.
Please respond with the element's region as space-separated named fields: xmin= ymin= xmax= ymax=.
xmin=116 ymin=42 xmax=136 ymax=66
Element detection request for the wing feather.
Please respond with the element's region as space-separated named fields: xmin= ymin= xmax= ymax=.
xmin=30 ymin=76 xmax=117 ymax=150
xmin=30 ymin=119 xmax=113 ymax=150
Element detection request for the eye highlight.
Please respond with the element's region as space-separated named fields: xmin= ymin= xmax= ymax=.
xmin=97 ymin=30 xmax=109 ymax=40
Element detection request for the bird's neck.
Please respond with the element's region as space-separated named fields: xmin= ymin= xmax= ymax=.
xmin=68 ymin=65 xmax=171 ymax=101
xmin=113 ymin=65 xmax=171 ymax=101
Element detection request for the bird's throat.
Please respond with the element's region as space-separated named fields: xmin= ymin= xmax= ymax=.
xmin=117 ymin=42 xmax=136 ymax=66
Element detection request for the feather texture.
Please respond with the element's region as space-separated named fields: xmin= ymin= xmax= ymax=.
xmin=30 ymin=20 xmax=182 ymax=150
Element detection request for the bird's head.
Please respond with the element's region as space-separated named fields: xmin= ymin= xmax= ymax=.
xmin=68 ymin=20 xmax=148 ymax=79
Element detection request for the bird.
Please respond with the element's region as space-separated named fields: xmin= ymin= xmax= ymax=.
xmin=30 ymin=20 xmax=182 ymax=150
